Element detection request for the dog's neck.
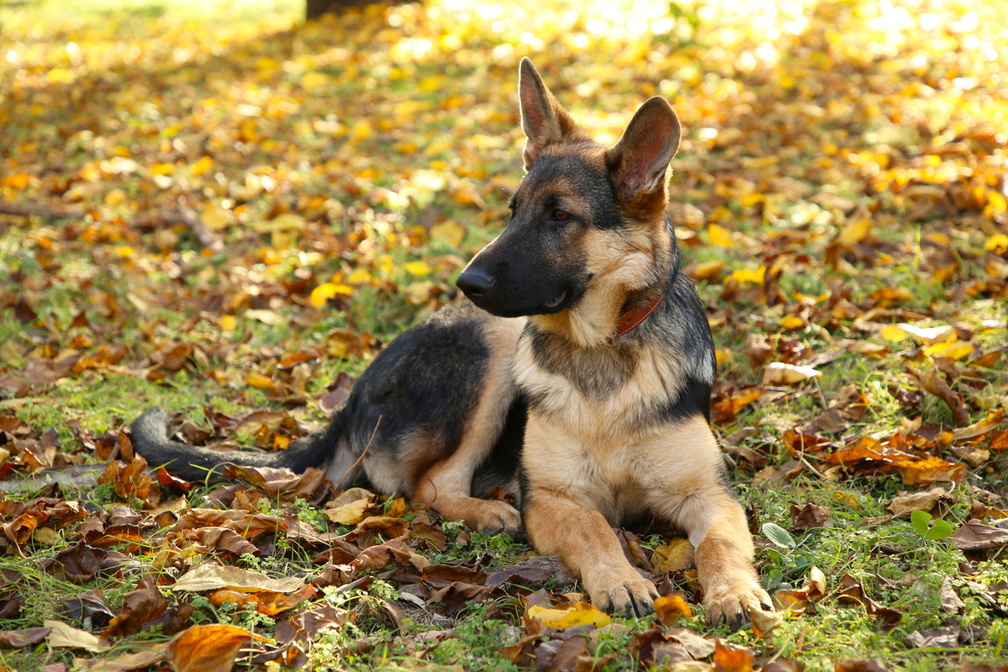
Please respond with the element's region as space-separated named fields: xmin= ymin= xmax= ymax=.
xmin=613 ymin=291 xmax=664 ymax=338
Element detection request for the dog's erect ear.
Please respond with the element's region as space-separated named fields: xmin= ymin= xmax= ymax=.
xmin=606 ymin=97 xmax=681 ymax=201
xmin=518 ymin=58 xmax=589 ymax=169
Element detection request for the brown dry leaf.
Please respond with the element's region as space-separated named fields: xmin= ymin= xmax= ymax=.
xmin=834 ymin=660 xmax=888 ymax=672
xmin=954 ymin=409 xmax=1006 ymax=441
xmin=173 ymin=562 xmax=307 ymax=594
xmin=274 ymin=603 xmax=348 ymax=645
xmin=0 ymin=626 xmax=51 ymax=648
xmin=43 ymin=541 xmax=106 ymax=583
xmin=904 ymin=625 xmax=960 ymax=649
xmin=712 ymin=386 xmax=766 ymax=424
xmin=906 ymin=365 xmax=970 ymax=426
xmin=102 ymin=580 xmax=168 ymax=638
xmin=887 ymin=487 xmax=953 ymax=518
xmin=953 ymin=520 xmax=1008 ymax=552
xmin=85 ymin=646 xmax=166 ymax=672
xmin=835 ymin=574 xmax=902 ymax=632
xmin=939 ymin=577 xmax=965 ymax=614
xmin=790 ymin=503 xmax=830 ymax=531
xmin=167 ymin=624 xmax=257 ymax=672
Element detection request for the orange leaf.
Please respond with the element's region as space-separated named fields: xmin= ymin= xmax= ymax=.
xmin=713 ymin=639 xmax=754 ymax=672
xmin=168 ymin=624 xmax=258 ymax=672
xmin=654 ymin=593 xmax=692 ymax=626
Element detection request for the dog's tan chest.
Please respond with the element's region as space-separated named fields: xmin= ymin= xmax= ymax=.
xmin=513 ymin=335 xmax=688 ymax=442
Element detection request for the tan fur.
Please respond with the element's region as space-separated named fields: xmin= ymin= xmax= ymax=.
xmin=523 ymin=405 xmax=767 ymax=620
xmin=513 ymin=337 xmax=689 ymax=444
xmin=412 ymin=315 xmax=526 ymax=533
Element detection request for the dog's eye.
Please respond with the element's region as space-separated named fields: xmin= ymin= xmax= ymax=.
xmin=551 ymin=210 xmax=571 ymax=222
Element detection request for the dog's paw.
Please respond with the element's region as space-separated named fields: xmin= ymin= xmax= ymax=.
xmin=703 ymin=577 xmax=774 ymax=630
xmin=588 ymin=575 xmax=659 ymax=618
xmin=465 ymin=499 xmax=522 ymax=537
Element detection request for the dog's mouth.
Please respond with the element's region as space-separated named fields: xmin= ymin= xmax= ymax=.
xmin=542 ymin=291 xmax=568 ymax=311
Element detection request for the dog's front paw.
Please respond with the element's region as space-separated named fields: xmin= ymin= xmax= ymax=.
xmin=587 ymin=573 xmax=659 ymax=618
xmin=703 ymin=576 xmax=774 ymax=630
xmin=465 ymin=499 xmax=522 ymax=537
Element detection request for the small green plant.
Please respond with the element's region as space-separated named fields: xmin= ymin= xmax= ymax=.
xmin=909 ymin=510 xmax=954 ymax=542
xmin=760 ymin=522 xmax=820 ymax=592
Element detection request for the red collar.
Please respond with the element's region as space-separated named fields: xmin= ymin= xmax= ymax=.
xmin=614 ymin=292 xmax=664 ymax=338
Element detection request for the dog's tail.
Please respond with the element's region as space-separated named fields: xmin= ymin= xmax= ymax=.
xmin=130 ymin=407 xmax=358 ymax=488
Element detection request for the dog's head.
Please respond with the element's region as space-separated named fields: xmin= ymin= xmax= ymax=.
xmin=456 ymin=59 xmax=681 ymax=343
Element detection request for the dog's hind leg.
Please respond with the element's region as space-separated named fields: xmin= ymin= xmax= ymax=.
xmin=412 ymin=318 xmax=524 ymax=536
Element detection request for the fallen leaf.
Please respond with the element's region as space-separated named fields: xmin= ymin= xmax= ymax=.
xmin=887 ymin=487 xmax=952 ymax=518
xmin=44 ymin=619 xmax=110 ymax=653
xmin=526 ymin=602 xmax=611 ymax=629
xmin=168 ymin=624 xmax=257 ymax=672
xmin=762 ymin=362 xmax=822 ymax=385
xmin=172 ymin=562 xmax=307 ymax=594
xmin=953 ymin=520 xmax=1008 ymax=552
xmin=654 ymin=593 xmax=693 ymax=626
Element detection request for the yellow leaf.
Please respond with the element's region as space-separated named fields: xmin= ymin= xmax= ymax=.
xmin=985 ymin=233 xmax=1008 ymax=254
xmin=780 ymin=316 xmax=806 ymax=331
xmin=150 ymin=163 xmax=175 ymax=176
xmin=923 ymin=342 xmax=974 ymax=360
xmin=430 ymin=220 xmax=466 ymax=249
xmin=190 ymin=156 xmax=214 ymax=176
xmin=201 ymin=204 xmax=234 ymax=231
xmin=348 ymin=268 xmax=372 ymax=284
xmin=707 ymin=223 xmax=734 ymax=248
xmin=526 ymin=602 xmax=611 ymax=629
xmin=880 ymin=324 xmax=909 ymax=342
xmin=245 ymin=373 xmax=273 ymax=389
xmin=325 ymin=497 xmax=370 ymax=526
xmin=726 ymin=267 xmax=766 ymax=286
xmin=2 ymin=173 xmax=32 ymax=189
xmin=715 ymin=348 xmax=733 ymax=367
xmin=837 ymin=216 xmax=871 ymax=245
xmin=310 ymin=283 xmax=353 ymax=307
xmin=248 ymin=212 xmax=306 ymax=233
xmin=651 ymin=538 xmax=695 ymax=572
xmin=219 ymin=316 xmax=237 ymax=332
xmin=405 ymin=261 xmax=432 ymax=277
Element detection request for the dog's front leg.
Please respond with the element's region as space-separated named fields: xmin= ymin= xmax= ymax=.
xmin=524 ymin=489 xmax=658 ymax=616
xmin=690 ymin=496 xmax=774 ymax=629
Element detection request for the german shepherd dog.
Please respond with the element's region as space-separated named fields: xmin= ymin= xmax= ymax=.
xmin=131 ymin=59 xmax=773 ymax=627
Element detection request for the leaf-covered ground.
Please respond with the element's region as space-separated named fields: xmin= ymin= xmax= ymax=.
xmin=1 ymin=0 xmax=1007 ymax=670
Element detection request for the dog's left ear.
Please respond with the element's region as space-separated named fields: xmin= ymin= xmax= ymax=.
xmin=606 ymin=97 xmax=681 ymax=201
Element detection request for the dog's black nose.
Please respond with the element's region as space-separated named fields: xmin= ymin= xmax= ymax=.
xmin=456 ymin=267 xmax=495 ymax=298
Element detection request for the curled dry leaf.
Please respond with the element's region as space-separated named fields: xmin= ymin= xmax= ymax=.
xmin=654 ymin=593 xmax=693 ymax=626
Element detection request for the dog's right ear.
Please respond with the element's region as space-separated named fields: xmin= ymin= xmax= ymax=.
xmin=518 ymin=58 xmax=589 ymax=169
